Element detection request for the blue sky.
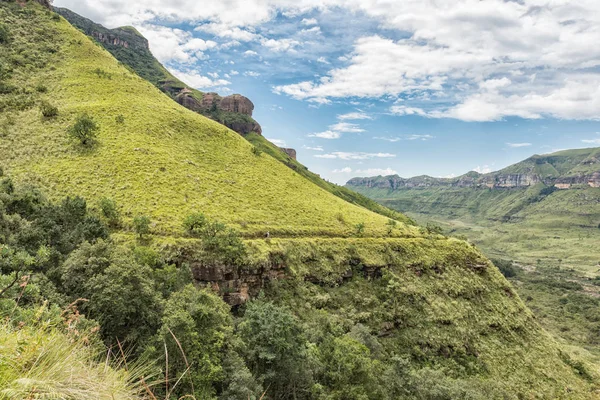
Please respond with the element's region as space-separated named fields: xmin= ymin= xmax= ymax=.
xmin=55 ymin=0 xmax=600 ymax=184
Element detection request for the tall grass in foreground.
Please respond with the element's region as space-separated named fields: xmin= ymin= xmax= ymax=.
xmin=0 ymin=321 xmax=151 ymax=400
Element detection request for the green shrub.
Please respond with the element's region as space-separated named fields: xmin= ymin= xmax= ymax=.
xmin=492 ymin=258 xmax=518 ymax=278
xmin=355 ymin=222 xmax=365 ymax=235
xmin=115 ymin=114 xmax=125 ymax=124
xmin=425 ymin=222 xmax=444 ymax=235
xmin=183 ymin=212 xmax=207 ymax=236
xmin=0 ymin=24 xmax=9 ymax=44
xmin=98 ymin=197 xmax=120 ymax=227
xmin=35 ymin=84 xmax=48 ymax=93
xmin=92 ymin=68 xmax=112 ymax=79
xmin=133 ymin=215 xmax=151 ymax=238
xmin=251 ymin=146 xmax=262 ymax=156
xmin=40 ymin=101 xmax=58 ymax=118
xmin=68 ymin=113 xmax=99 ymax=145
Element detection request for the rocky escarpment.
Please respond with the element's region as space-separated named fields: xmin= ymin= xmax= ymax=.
xmin=174 ymin=90 xmax=262 ymax=135
xmin=55 ymin=7 xmax=263 ymax=137
xmin=280 ymin=148 xmax=297 ymax=160
xmin=348 ymin=172 xmax=600 ymax=191
xmin=348 ymin=148 xmax=600 ymax=192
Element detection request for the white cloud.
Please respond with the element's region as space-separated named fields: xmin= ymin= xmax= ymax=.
xmin=582 ymin=138 xmax=600 ymax=144
xmin=302 ymin=145 xmax=324 ymax=151
xmin=244 ymin=71 xmax=261 ymax=77
xmin=261 ymin=38 xmax=301 ymax=52
xmin=301 ymin=18 xmax=318 ymax=26
xmin=389 ymin=105 xmax=429 ymax=117
xmin=374 ymin=134 xmax=434 ymax=142
xmin=136 ymin=25 xmax=216 ymax=63
xmin=55 ymin=0 xmax=600 ymax=121
xmin=267 ymin=137 xmax=286 ymax=146
xmin=506 ymin=142 xmax=532 ymax=148
xmin=230 ymin=70 xmax=239 ymax=75
xmin=316 ymin=57 xmax=330 ymax=64
xmin=328 ymin=122 xmax=364 ymax=133
xmin=300 ymin=26 xmax=321 ymax=35
xmin=337 ymin=112 xmax=372 ymax=120
xmin=195 ymin=23 xmax=258 ymax=42
xmin=332 ymin=167 xmax=353 ymax=173
xmin=473 ymin=165 xmax=492 ymax=174
xmin=308 ymin=130 xmax=342 ymax=139
xmin=315 ymin=152 xmax=395 ymax=160
xmin=357 ymin=168 xmax=397 ymax=176
xmin=170 ymin=68 xmax=230 ymax=89
xmin=243 ymin=50 xmax=259 ymax=57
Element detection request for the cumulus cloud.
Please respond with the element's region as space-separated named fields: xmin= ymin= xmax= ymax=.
xmin=308 ymin=130 xmax=342 ymax=139
xmin=301 ymin=18 xmax=318 ymax=26
xmin=315 ymin=152 xmax=395 ymax=160
xmin=55 ymin=0 xmax=600 ymax=121
xmin=374 ymin=134 xmax=434 ymax=142
xmin=473 ymin=165 xmax=492 ymax=174
xmin=582 ymin=138 xmax=600 ymax=144
xmin=302 ymin=145 xmax=324 ymax=151
xmin=170 ymin=69 xmax=230 ymax=89
xmin=331 ymin=167 xmax=397 ymax=175
xmin=506 ymin=142 xmax=532 ymax=148
xmin=136 ymin=25 xmax=216 ymax=63
xmin=332 ymin=167 xmax=353 ymax=173
xmin=267 ymin=137 xmax=286 ymax=146
xmin=260 ymin=38 xmax=301 ymax=52
xmin=337 ymin=112 xmax=372 ymax=120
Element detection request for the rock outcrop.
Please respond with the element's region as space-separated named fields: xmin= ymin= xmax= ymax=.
xmin=174 ymin=91 xmax=262 ymax=135
xmin=280 ymin=148 xmax=297 ymax=160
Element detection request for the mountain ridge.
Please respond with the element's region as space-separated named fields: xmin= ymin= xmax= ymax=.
xmin=348 ymin=147 xmax=600 ymax=190
xmin=54 ymin=6 xmax=263 ymax=136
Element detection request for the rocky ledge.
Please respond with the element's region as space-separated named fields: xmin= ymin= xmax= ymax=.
xmin=175 ymin=90 xmax=263 ymax=135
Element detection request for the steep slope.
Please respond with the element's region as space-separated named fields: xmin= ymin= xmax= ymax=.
xmin=1 ymin=2 xmax=600 ymax=397
xmin=54 ymin=7 xmax=406 ymax=222
xmin=54 ymin=6 xmax=262 ymax=136
xmin=1 ymin=4 xmax=408 ymax=239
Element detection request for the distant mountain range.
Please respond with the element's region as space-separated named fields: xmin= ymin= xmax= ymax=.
xmin=348 ymin=147 xmax=600 ymax=191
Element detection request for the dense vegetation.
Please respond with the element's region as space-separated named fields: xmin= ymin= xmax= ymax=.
xmin=2 ymin=175 xmax=598 ymax=399
xmin=2 ymin=2 xmax=600 ymax=399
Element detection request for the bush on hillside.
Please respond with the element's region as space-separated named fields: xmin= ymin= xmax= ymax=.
xmin=98 ymin=197 xmax=120 ymax=227
xmin=492 ymin=258 xmax=518 ymax=278
xmin=183 ymin=212 xmax=246 ymax=264
xmin=0 ymin=24 xmax=9 ymax=44
xmin=355 ymin=222 xmax=365 ymax=236
xmin=40 ymin=101 xmax=58 ymax=118
xmin=68 ymin=113 xmax=99 ymax=146
xmin=133 ymin=215 xmax=151 ymax=238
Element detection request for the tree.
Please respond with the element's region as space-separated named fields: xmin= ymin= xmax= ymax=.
xmin=85 ymin=257 xmax=163 ymax=348
xmin=238 ymin=300 xmax=311 ymax=399
xmin=133 ymin=215 xmax=150 ymax=238
xmin=68 ymin=113 xmax=99 ymax=146
xmin=99 ymin=197 xmax=120 ymax=227
xmin=183 ymin=212 xmax=207 ymax=237
xmin=154 ymin=285 xmax=233 ymax=399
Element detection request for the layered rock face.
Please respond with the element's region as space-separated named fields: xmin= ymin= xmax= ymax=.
xmin=174 ymin=91 xmax=263 ymax=135
xmin=280 ymin=148 xmax=297 ymax=160
xmin=348 ymin=172 xmax=600 ymax=191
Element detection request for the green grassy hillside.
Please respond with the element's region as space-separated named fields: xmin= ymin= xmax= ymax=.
xmin=2 ymin=2 xmax=600 ymax=398
xmin=0 ymin=4 xmax=410 ymax=239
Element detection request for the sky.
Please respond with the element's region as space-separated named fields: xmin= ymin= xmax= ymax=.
xmin=54 ymin=0 xmax=600 ymax=184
